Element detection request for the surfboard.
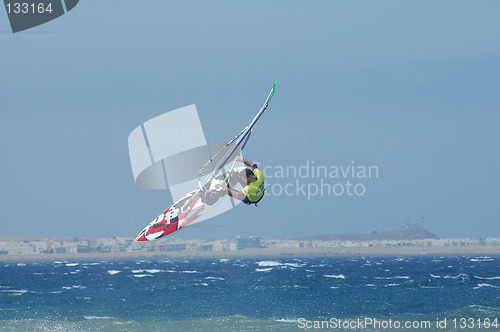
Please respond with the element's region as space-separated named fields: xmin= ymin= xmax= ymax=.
xmin=135 ymin=176 xmax=227 ymax=242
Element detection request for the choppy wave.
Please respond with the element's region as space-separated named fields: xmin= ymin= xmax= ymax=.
xmin=132 ymin=274 xmax=153 ymax=278
xmin=62 ymin=285 xmax=86 ymax=290
xmin=470 ymin=256 xmax=494 ymax=262
xmin=84 ymin=316 xmax=114 ymax=320
xmin=475 ymin=275 xmax=500 ymax=280
xmin=275 ymin=318 xmax=298 ymax=323
xmin=473 ymin=283 xmax=500 ymax=289
xmin=1 ymin=289 xmax=28 ymax=296
xmin=374 ymin=276 xmax=409 ymax=280
xmin=145 ymin=269 xmax=163 ymax=274
xmin=131 ymin=269 xmax=163 ymax=274
xmin=429 ymin=273 xmax=469 ymax=280
xmin=255 ymin=261 xmax=304 ymax=268
xmin=205 ymin=277 xmax=225 ymax=281
xmin=256 ymin=261 xmax=283 ymax=267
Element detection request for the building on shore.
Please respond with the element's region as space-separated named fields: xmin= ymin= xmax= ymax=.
xmin=0 ymin=223 xmax=498 ymax=257
xmin=236 ymin=236 xmax=261 ymax=250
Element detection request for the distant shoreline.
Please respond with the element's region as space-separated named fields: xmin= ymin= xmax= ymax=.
xmin=2 ymin=246 xmax=500 ymax=262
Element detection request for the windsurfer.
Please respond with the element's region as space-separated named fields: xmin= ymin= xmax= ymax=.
xmin=219 ymin=156 xmax=265 ymax=205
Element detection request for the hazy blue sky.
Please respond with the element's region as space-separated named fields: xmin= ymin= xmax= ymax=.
xmin=1 ymin=1 xmax=499 ymax=240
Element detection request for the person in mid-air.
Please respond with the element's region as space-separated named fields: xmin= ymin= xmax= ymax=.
xmin=219 ymin=155 xmax=265 ymax=205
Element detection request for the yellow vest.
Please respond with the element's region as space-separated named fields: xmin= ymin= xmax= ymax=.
xmin=241 ymin=168 xmax=264 ymax=202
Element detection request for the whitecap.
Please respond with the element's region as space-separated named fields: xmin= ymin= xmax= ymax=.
xmin=131 ymin=270 xmax=144 ymax=273
xmin=205 ymin=277 xmax=224 ymax=280
xmin=133 ymin=274 xmax=153 ymax=278
xmin=65 ymin=263 xmax=79 ymax=267
xmin=256 ymin=268 xmax=273 ymax=272
xmin=62 ymin=285 xmax=86 ymax=290
xmin=84 ymin=316 xmax=113 ymax=320
xmin=324 ymin=274 xmax=345 ymax=279
xmin=72 ymin=285 xmax=86 ymax=289
xmin=107 ymin=270 xmax=121 ymax=275
xmin=475 ymin=275 xmax=500 ymax=280
xmin=384 ymin=283 xmax=400 ymax=287
xmin=145 ymin=269 xmax=163 ymax=274
xmin=2 ymin=289 xmax=28 ymax=295
xmin=275 ymin=318 xmax=298 ymax=323
xmin=474 ymin=283 xmax=500 ymax=289
xmin=431 ymin=273 xmax=468 ymax=279
xmin=256 ymin=261 xmax=282 ymax=267
xmin=444 ymin=273 xmax=468 ymax=279
xmin=471 ymin=258 xmax=494 ymax=262
xmin=180 ymin=270 xmax=198 ymax=274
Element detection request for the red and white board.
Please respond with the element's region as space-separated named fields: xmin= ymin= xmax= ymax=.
xmin=135 ymin=181 xmax=226 ymax=242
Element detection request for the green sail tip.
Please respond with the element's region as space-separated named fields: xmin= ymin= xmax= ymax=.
xmin=269 ymin=81 xmax=278 ymax=102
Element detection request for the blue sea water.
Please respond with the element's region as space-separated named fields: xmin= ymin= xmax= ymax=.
xmin=1 ymin=255 xmax=500 ymax=331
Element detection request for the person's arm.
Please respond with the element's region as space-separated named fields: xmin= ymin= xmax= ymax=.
xmin=220 ymin=181 xmax=246 ymax=201
xmin=235 ymin=155 xmax=257 ymax=169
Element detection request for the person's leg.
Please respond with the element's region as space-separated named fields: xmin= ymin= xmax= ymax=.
xmin=227 ymin=167 xmax=247 ymax=187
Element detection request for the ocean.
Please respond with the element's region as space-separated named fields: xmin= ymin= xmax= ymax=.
xmin=1 ymin=255 xmax=499 ymax=331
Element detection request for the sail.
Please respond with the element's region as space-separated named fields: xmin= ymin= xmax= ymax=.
xmin=203 ymin=81 xmax=278 ymax=186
